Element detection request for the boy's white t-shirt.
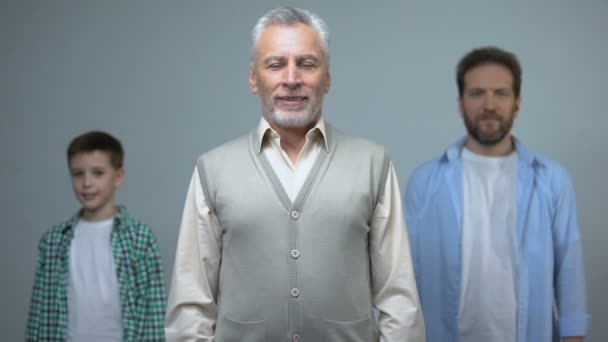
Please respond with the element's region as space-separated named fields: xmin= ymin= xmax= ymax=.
xmin=458 ymin=147 xmax=518 ymax=342
xmin=67 ymin=217 xmax=123 ymax=342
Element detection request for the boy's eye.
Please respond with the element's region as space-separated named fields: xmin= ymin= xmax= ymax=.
xmin=71 ymin=171 xmax=83 ymax=177
xmin=93 ymin=170 xmax=105 ymax=176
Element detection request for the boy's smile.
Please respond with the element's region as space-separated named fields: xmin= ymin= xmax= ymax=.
xmin=69 ymin=150 xmax=124 ymax=221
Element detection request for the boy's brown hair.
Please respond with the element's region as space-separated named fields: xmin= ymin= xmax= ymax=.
xmin=67 ymin=131 xmax=124 ymax=169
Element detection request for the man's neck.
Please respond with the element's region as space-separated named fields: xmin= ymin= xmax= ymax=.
xmin=465 ymin=134 xmax=515 ymax=157
xmin=265 ymin=116 xmax=319 ymax=164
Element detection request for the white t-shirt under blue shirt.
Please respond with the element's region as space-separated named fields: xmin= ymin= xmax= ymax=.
xmin=459 ymin=147 xmax=518 ymax=342
xmin=67 ymin=217 xmax=123 ymax=342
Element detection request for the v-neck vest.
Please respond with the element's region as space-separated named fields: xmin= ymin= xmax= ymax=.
xmin=197 ymin=124 xmax=390 ymax=342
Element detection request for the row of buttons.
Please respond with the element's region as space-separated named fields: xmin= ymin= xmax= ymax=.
xmin=290 ymin=212 xmax=301 ymax=293
xmin=290 ymin=209 xmax=301 ymax=342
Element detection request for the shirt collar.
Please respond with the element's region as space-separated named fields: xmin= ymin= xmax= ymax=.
xmin=255 ymin=116 xmax=329 ymax=153
xmin=442 ymin=135 xmax=535 ymax=166
xmin=62 ymin=205 xmax=127 ymax=233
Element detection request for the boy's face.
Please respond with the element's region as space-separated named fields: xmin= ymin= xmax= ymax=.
xmin=69 ymin=150 xmax=124 ymax=221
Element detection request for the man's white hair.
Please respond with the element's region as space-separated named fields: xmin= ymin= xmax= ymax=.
xmin=250 ymin=7 xmax=330 ymax=63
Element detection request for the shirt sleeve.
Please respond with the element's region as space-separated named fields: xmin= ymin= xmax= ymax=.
xmin=142 ymin=230 xmax=168 ymax=341
xmin=552 ymin=168 xmax=590 ymax=337
xmin=370 ymin=162 xmax=426 ymax=341
xmin=25 ymin=234 xmax=47 ymax=341
xmin=403 ymin=170 xmax=421 ymax=281
xmin=165 ymin=167 xmax=223 ymax=341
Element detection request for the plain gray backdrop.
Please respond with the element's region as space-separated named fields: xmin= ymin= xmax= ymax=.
xmin=2 ymin=0 xmax=606 ymax=340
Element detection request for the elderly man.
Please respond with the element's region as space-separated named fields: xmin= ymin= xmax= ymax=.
xmin=405 ymin=46 xmax=589 ymax=342
xmin=165 ymin=6 xmax=424 ymax=342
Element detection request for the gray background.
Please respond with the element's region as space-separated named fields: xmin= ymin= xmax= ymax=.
xmin=2 ymin=0 xmax=606 ymax=340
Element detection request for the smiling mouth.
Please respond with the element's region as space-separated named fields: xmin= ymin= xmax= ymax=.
xmin=81 ymin=193 xmax=97 ymax=200
xmin=277 ymin=96 xmax=308 ymax=104
xmin=276 ymin=97 xmax=308 ymax=111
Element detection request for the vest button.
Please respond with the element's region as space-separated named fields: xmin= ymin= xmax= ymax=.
xmin=290 ymin=287 xmax=300 ymax=298
xmin=292 ymin=334 xmax=301 ymax=342
xmin=290 ymin=249 xmax=300 ymax=259
xmin=290 ymin=210 xmax=300 ymax=219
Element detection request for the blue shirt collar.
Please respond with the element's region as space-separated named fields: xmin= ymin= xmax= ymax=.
xmin=441 ymin=135 xmax=535 ymax=166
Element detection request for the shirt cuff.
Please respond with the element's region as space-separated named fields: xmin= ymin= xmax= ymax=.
xmin=559 ymin=313 xmax=590 ymax=337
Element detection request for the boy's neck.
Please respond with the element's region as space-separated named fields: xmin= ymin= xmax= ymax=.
xmin=81 ymin=205 xmax=118 ymax=222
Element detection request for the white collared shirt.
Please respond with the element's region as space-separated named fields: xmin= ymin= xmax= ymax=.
xmin=257 ymin=117 xmax=329 ymax=200
xmin=165 ymin=117 xmax=425 ymax=341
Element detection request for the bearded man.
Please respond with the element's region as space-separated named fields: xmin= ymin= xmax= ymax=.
xmin=404 ymin=46 xmax=589 ymax=342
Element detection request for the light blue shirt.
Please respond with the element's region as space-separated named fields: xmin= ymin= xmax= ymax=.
xmin=404 ymin=137 xmax=590 ymax=342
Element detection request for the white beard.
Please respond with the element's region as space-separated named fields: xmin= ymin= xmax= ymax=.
xmin=269 ymin=108 xmax=318 ymax=128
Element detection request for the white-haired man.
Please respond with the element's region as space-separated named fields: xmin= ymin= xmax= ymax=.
xmin=165 ymin=7 xmax=425 ymax=342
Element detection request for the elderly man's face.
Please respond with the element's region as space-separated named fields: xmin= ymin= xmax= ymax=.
xmin=249 ymin=23 xmax=331 ymax=129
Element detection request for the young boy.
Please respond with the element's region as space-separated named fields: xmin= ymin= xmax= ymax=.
xmin=26 ymin=131 xmax=166 ymax=341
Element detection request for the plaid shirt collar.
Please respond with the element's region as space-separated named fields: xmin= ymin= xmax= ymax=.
xmin=60 ymin=205 xmax=129 ymax=233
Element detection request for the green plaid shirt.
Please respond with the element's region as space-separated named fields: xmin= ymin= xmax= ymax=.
xmin=26 ymin=206 xmax=167 ymax=341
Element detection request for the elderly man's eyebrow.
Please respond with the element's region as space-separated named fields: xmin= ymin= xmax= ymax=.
xmin=262 ymin=56 xmax=287 ymax=64
xmin=296 ymin=54 xmax=320 ymax=62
